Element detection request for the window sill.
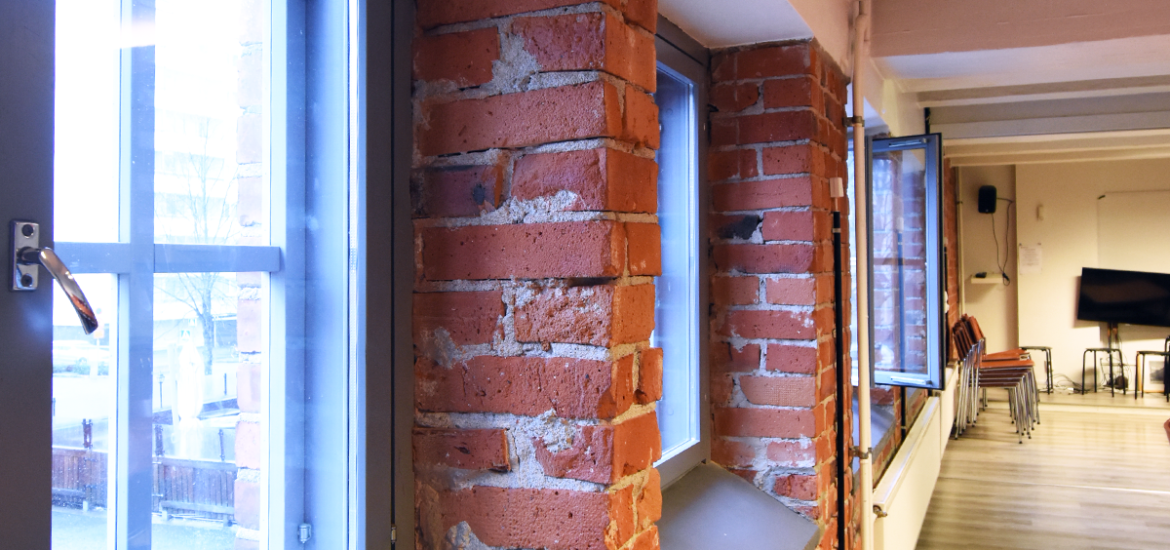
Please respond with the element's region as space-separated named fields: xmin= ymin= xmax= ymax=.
xmin=659 ymin=462 xmax=820 ymax=550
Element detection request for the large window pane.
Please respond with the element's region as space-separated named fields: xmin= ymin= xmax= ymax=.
xmin=868 ymin=134 xmax=944 ymax=390
xmin=654 ymin=66 xmax=700 ymax=459
xmin=54 ymin=0 xmax=120 ymax=243
xmin=152 ymin=272 xmax=261 ymax=548
xmin=52 ymin=274 xmax=116 ymax=548
xmin=154 ymin=0 xmax=268 ymax=247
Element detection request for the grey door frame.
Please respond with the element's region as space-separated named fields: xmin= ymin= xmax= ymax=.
xmin=0 ymin=1 xmax=56 ymax=547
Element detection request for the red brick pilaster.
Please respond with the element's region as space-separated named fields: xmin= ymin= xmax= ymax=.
xmin=411 ymin=2 xmax=662 ymax=549
xmin=706 ymin=40 xmax=852 ymax=550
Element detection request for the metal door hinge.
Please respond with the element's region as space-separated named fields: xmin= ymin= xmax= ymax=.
xmin=298 ymin=523 xmax=312 ymax=544
xmin=391 ymin=524 xmax=397 ymax=548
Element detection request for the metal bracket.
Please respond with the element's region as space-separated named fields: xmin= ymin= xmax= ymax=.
xmin=851 ymin=445 xmax=872 ymax=460
xmin=10 ymin=220 xmax=39 ymax=291
xmin=873 ymin=504 xmax=888 ymax=518
xmin=844 ymin=115 xmax=865 ymax=126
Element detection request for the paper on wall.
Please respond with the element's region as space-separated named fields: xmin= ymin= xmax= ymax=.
xmin=1019 ymin=244 xmax=1042 ymax=274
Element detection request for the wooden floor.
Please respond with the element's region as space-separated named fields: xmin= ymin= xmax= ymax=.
xmin=916 ymin=392 xmax=1170 ymax=550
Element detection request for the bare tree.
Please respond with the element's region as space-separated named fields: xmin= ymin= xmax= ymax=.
xmin=156 ymin=117 xmax=239 ymax=375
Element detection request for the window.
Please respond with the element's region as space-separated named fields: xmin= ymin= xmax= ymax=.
xmin=866 ymin=134 xmax=945 ymax=390
xmin=653 ymin=34 xmax=710 ymax=487
xmin=46 ymin=1 xmax=370 ymax=548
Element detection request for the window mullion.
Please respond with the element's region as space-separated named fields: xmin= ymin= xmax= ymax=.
xmin=113 ymin=1 xmax=158 ymax=549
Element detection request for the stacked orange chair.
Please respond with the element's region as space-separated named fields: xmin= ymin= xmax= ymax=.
xmin=951 ymin=315 xmax=1040 ymax=443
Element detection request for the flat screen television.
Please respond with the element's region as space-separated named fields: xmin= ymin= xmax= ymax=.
xmin=1077 ymin=267 xmax=1170 ymax=327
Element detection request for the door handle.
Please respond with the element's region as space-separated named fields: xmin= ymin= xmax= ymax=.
xmin=10 ymin=221 xmax=100 ymax=334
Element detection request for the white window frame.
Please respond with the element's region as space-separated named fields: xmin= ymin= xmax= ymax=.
xmin=653 ymin=29 xmax=711 ymax=488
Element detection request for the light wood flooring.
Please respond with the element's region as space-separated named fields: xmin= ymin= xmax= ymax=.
xmin=916 ymin=392 xmax=1170 ymax=550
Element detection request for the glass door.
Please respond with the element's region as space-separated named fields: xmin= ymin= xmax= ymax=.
xmin=1 ymin=1 xmax=363 ymax=548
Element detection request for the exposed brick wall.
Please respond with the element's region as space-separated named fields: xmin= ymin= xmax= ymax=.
xmin=706 ymin=40 xmax=852 ymax=550
xmin=411 ymin=2 xmax=662 ymax=549
xmin=943 ymin=158 xmax=959 ymax=355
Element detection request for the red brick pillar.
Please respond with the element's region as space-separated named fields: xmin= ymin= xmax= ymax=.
xmin=706 ymin=41 xmax=851 ymax=550
xmin=411 ymin=2 xmax=662 ymax=549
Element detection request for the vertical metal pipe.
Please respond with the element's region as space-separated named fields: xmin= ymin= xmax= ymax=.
xmin=852 ymin=2 xmax=876 ymax=550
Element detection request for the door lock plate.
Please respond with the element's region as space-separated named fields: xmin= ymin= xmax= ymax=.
xmin=10 ymin=220 xmax=39 ymax=291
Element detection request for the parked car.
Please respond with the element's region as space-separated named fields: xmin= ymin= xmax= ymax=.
xmin=53 ymin=340 xmax=110 ymax=375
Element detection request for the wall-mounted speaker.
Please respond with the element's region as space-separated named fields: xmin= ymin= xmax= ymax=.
xmin=978 ymin=185 xmax=997 ymax=214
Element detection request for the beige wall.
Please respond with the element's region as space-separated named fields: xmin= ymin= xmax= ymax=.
xmin=1016 ymin=158 xmax=1170 ymax=387
xmin=958 ymin=165 xmax=1019 ymax=352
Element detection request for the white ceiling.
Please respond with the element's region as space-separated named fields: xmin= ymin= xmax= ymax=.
xmin=657 ymin=0 xmax=812 ymax=50
xmin=658 ymin=0 xmax=1170 ymax=166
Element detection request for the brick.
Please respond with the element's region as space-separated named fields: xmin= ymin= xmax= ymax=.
xmin=773 ymin=473 xmax=817 ymax=500
xmin=613 ymin=412 xmax=662 ymax=478
xmin=739 ymin=375 xmax=816 ymax=407
xmin=421 ymin=221 xmax=626 ymax=280
xmin=415 ymin=164 xmax=503 ymax=217
xmin=623 ymin=88 xmax=660 ymax=149
xmin=717 ymin=309 xmax=815 ymax=339
xmin=711 ymin=82 xmax=760 ymax=113
xmin=762 ymin=76 xmax=823 ymax=111
xmin=234 ymin=479 xmax=260 ymax=530
xmin=622 ymin=0 xmax=658 ymax=32
xmin=515 ymin=284 xmax=654 ymax=346
xmin=419 ymin=486 xmax=626 ymax=550
xmin=765 ymin=439 xmax=816 ymax=467
xmin=712 ymin=276 xmax=759 ymax=306
xmin=712 ymin=213 xmax=761 ymax=240
xmin=767 ymin=341 xmax=814 ymax=376
xmin=736 ymin=110 xmax=818 ymax=145
xmin=237 ymin=298 xmax=262 ymax=353
xmin=761 ymin=210 xmax=814 ymax=242
xmin=711 ymin=52 xmax=735 ymax=82
xmin=713 ymin=243 xmax=815 ymax=274
xmin=414 ymin=28 xmax=499 ymax=87
xmin=415 ymin=354 xmax=635 ymax=419
xmin=762 ymin=144 xmax=818 ymax=176
xmin=237 ymin=48 xmax=263 ymax=108
xmin=236 ymin=114 xmax=262 ymax=164
xmin=714 ymin=407 xmax=815 ymax=438
xmin=629 ymin=526 xmax=660 ymax=550
xmin=512 ymin=147 xmax=657 ymax=213
xmin=711 ymin=438 xmax=756 ymax=468
xmin=735 ymin=44 xmax=814 ymax=79
xmin=413 ymin=428 xmax=510 ymax=472
xmin=413 ymin=291 xmax=503 ymax=346
xmin=711 ymin=373 xmax=734 ymax=404
xmin=710 ymin=118 xmax=737 ymax=147
xmin=636 ymin=348 xmax=663 ymax=404
xmin=709 ymin=149 xmax=758 ymax=182
xmin=420 ymin=81 xmax=621 ymax=156
xmin=766 ymin=277 xmax=815 ymax=305
xmin=712 ymin=177 xmax=814 ymax=211
xmin=235 ymin=421 xmax=262 ymax=470
xmin=533 ymin=424 xmax=616 ymax=483
xmin=612 ymin=485 xmax=637 ymax=545
xmin=237 ymin=177 xmax=263 ymax=227
xmin=236 ymin=360 xmax=261 ymax=413
xmin=711 ymin=342 xmax=760 ymax=373
xmin=625 ymin=223 xmax=661 ymax=276
xmin=418 ymin=0 xmax=619 ymax=29
xmin=636 ymin=468 xmax=662 ymax=530
xmin=513 ymin=12 xmax=655 ymax=92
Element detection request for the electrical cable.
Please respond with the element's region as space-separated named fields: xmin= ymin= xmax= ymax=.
xmin=990 ymin=198 xmax=1014 ymax=285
